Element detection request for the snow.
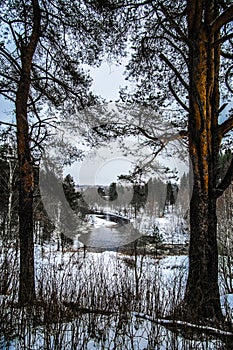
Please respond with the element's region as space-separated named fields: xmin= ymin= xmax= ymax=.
xmin=137 ymin=210 xmax=189 ymax=245
xmin=1 ymin=211 xmax=232 ymax=349
xmin=134 ymin=312 xmax=233 ymax=336
xmin=88 ymin=214 xmax=118 ymax=227
xmin=221 ymin=293 xmax=233 ymax=318
xmin=1 ymin=311 xmax=228 ymax=350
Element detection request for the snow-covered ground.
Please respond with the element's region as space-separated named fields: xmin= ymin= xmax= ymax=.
xmin=134 ymin=209 xmax=189 ymax=245
xmin=1 ymin=210 xmax=233 ymax=349
xmin=0 ymin=313 xmax=229 ymax=350
xmin=0 ymin=245 xmax=231 ymax=350
xmin=1 ymin=245 xmax=232 ymax=349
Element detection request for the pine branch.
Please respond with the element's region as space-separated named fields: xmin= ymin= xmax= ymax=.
xmin=221 ymin=50 xmax=233 ymax=59
xmin=218 ymin=115 xmax=233 ymax=138
xmin=160 ymin=53 xmax=189 ymax=91
xmin=32 ymin=63 xmax=85 ymax=97
xmin=168 ymin=81 xmax=189 ymax=112
xmin=216 ymin=157 xmax=233 ymax=198
xmin=158 ymin=3 xmax=191 ymax=46
xmin=211 ymin=4 xmax=233 ymax=33
xmin=215 ymin=33 xmax=233 ymax=47
xmin=225 ymin=65 xmax=233 ymax=93
xmin=0 ymin=120 xmax=17 ymax=127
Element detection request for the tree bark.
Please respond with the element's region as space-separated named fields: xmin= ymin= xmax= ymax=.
xmin=182 ymin=190 xmax=223 ymax=322
xmin=176 ymin=1 xmax=224 ymax=323
xmin=16 ymin=0 xmax=41 ymax=304
xmin=16 ymin=86 xmax=36 ymax=304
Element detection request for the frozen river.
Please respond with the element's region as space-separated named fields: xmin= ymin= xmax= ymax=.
xmin=79 ymin=214 xmax=142 ymax=248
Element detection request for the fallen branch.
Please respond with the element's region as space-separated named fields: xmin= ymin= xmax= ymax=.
xmin=63 ymin=302 xmax=117 ymax=316
xmin=133 ymin=312 xmax=233 ymax=338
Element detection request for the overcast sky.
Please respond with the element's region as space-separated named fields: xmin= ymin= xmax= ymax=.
xmin=88 ymin=62 xmax=127 ymax=101
xmin=0 ymin=61 xmax=190 ymax=186
xmin=0 ymin=96 xmax=14 ymax=122
xmin=65 ymin=62 xmax=134 ymax=186
xmin=0 ymin=61 xmax=126 ymax=118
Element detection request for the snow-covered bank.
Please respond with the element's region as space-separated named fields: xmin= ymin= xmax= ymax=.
xmin=1 ymin=209 xmax=233 ymax=350
xmin=1 ymin=240 xmax=233 ymax=349
xmin=136 ymin=210 xmax=189 ymax=245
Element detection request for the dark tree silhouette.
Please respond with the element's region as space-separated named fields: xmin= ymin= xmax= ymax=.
xmin=0 ymin=0 xmax=110 ymax=304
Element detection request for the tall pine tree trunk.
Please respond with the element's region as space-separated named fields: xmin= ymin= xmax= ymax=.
xmin=178 ymin=0 xmax=224 ymax=323
xmin=183 ymin=190 xmax=223 ymax=321
xmin=16 ymin=0 xmax=41 ymax=304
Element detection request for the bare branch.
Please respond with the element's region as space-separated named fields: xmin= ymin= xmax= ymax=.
xmin=158 ymin=3 xmax=191 ymax=46
xmin=0 ymin=46 xmax=21 ymax=72
xmin=225 ymin=65 xmax=233 ymax=93
xmin=168 ymin=81 xmax=189 ymax=112
xmin=160 ymin=53 xmax=189 ymax=91
xmin=136 ymin=126 xmax=158 ymax=141
xmin=219 ymin=115 xmax=233 ymax=138
xmin=0 ymin=120 xmax=17 ymax=127
xmin=221 ymin=50 xmax=233 ymax=59
xmin=0 ymin=91 xmax=16 ymax=102
xmin=217 ymin=103 xmax=228 ymax=116
xmin=0 ymin=72 xmax=18 ymax=83
xmin=99 ymin=0 xmax=153 ymax=11
xmin=215 ymin=33 xmax=233 ymax=46
xmin=154 ymin=35 xmax=189 ymax=66
xmin=216 ymin=157 xmax=233 ymax=197
xmin=211 ymin=4 xmax=233 ymax=33
xmin=30 ymin=128 xmax=49 ymax=152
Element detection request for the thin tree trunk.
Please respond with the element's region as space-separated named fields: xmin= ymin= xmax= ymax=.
xmin=6 ymin=160 xmax=16 ymax=238
xmin=16 ymin=0 xmax=41 ymax=304
xmin=16 ymin=79 xmax=36 ymax=304
xmin=17 ymin=133 xmax=35 ymax=303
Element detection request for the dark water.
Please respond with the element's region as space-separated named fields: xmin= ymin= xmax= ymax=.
xmin=79 ymin=221 xmax=142 ymax=248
